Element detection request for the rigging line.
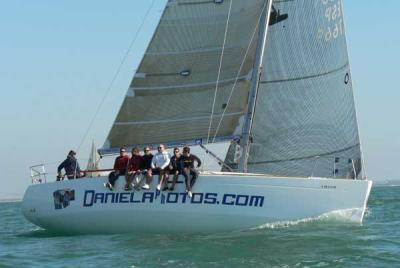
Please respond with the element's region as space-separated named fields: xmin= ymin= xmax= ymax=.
xmin=76 ymin=0 xmax=157 ymax=152
xmin=202 ymin=0 xmax=233 ymax=172
xmin=211 ymin=2 xmax=268 ymax=143
xmin=205 ymin=0 xmax=233 ymax=145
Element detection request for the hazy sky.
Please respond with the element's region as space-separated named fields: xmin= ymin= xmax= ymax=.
xmin=0 ymin=0 xmax=399 ymax=199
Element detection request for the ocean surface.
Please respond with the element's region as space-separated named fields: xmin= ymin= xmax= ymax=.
xmin=1 ymin=184 xmax=399 ymax=268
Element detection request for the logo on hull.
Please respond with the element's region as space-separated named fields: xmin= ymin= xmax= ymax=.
xmin=53 ymin=189 xmax=75 ymax=209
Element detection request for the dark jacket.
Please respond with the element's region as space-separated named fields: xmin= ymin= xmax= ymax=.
xmin=58 ymin=155 xmax=81 ymax=176
xmin=170 ymin=155 xmax=182 ymax=171
xmin=180 ymin=154 xmax=201 ymax=169
xmin=141 ymin=154 xmax=153 ymax=170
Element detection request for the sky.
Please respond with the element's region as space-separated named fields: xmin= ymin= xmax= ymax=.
xmin=0 ymin=0 xmax=399 ymax=199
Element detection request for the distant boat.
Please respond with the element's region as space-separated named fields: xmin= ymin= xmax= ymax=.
xmin=22 ymin=0 xmax=372 ymax=234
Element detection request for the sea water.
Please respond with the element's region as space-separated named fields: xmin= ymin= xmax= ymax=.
xmin=0 ymin=184 xmax=399 ymax=268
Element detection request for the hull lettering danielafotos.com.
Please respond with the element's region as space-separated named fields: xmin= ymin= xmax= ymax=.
xmin=83 ymin=190 xmax=264 ymax=208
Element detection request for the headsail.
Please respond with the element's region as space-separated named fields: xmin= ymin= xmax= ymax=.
xmin=247 ymin=0 xmax=363 ymax=178
xmin=103 ymin=0 xmax=267 ymax=153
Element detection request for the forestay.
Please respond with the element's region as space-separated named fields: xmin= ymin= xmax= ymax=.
xmin=247 ymin=0 xmax=363 ymax=179
xmin=103 ymin=0 xmax=266 ymax=152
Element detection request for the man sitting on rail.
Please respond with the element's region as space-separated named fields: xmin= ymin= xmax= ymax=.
xmin=125 ymin=147 xmax=143 ymax=191
xmin=104 ymin=147 xmax=129 ymax=191
xmin=141 ymin=146 xmax=153 ymax=190
xmin=180 ymin=146 xmax=201 ymax=198
xmin=168 ymin=147 xmax=182 ymax=191
xmin=57 ymin=150 xmax=85 ymax=180
xmin=151 ymin=144 xmax=171 ymax=191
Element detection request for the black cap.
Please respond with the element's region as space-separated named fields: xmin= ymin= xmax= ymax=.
xmin=68 ymin=150 xmax=76 ymax=156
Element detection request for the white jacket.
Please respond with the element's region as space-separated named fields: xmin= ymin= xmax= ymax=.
xmin=151 ymin=151 xmax=171 ymax=170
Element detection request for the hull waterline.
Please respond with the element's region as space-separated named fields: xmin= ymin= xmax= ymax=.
xmin=21 ymin=173 xmax=372 ymax=234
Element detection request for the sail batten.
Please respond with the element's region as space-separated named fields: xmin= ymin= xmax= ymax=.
xmin=145 ymin=46 xmax=240 ymax=56
xmin=114 ymin=111 xmax=243 ymax=126
xmin=260 ymin=62 xmax=349 ymax=84
xmin=131 ymin=76 xmax=248 ymax=91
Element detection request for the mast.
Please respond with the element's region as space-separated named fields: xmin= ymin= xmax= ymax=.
xmin=239 ymin=0 xmax=274 ymax=173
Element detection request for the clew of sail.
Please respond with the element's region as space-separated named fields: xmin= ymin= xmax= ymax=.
xmin=102 ymin=0 xmax=267 ymax=153
xmin=247 ymin=0 xmax=363 ymax=179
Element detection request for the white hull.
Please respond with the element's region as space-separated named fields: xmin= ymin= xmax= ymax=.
xmin=21 ymin=173 xmax=372 ymax=234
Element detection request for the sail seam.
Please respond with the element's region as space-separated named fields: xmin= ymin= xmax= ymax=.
xmin=260 ymin=62 xmax=349 ymax=84
xmin=248 ymin=143 xmax=360 ymax=165
xmin=145 ymin=46 xmax=240 ymax=56
xmin=175 ymin=1 xmax=219 ymax=6
xmin=130 ymin=76 xmax=247 ymax=91
xmin=273 ymin=0 xmax=296 ymax=3
xmin=114 ymin=112 xmax=243 ymax=126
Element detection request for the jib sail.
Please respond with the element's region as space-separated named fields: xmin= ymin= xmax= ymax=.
xmin=103 ymin=0 xmax=266 ymax=152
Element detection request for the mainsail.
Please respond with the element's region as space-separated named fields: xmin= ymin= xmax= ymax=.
xmin=103 ymin=0 xmax=267 ymax=152
xmin=247 ymin=0 xmax=363 ymax=179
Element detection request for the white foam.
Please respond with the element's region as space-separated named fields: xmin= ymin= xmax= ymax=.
xmin=254 ymin=208 xmax=365 ymax=230
xmin=31 ymin=226 xmax=43 ymax=232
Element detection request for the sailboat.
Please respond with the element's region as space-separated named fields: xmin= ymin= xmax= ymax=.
xmin=22 ymin=0 xmax=372 ymax=234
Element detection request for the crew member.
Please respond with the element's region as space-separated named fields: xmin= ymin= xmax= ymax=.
xmin=180 ymin=146 xmax=201 ymax=198
xmin=168 ymin=147 xmax=182 ymax=191
xmin=125 ymin=147 xmax=143 ymax=191
xmin=57 ymin=150 xmax=85 ymax=180
xmin=141 ymin=146 xmax=153 ymax=190
xmin=105 ymin=147 xmax=129 ymax=190
xmin=151 ymin=144 xmax=171 ymax=191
